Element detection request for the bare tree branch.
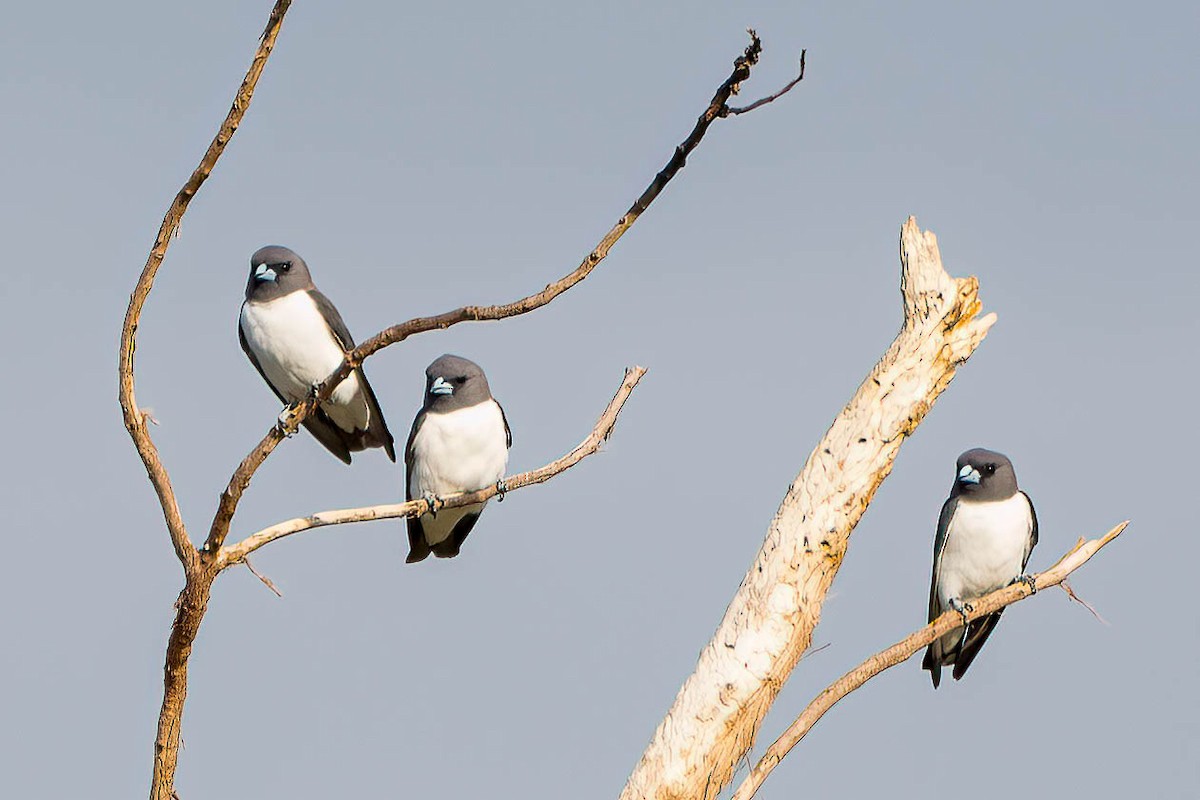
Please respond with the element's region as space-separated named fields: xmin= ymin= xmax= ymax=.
xmin=219 ymin=366 xmax=647 ymax=567
xmin=725 ymin=47 xmax=806 ymax=115
xmin=731 ymin=521 xmax=1129 ymax=800
xmin=113 ymin=4 xmax=295 ymax=798
xmin=201 ymin=29 xmax=801 ymax=559
xmin=121 ymin=14 xmax=801 ymax=798
xmin=119 ymin=0 xmax=292 ymax=579
xmin=619 ymin=218 xmax=997 ymax=800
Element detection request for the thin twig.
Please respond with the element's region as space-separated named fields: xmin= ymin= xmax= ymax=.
xmin=220 ymin=366 xmax=647 ymax=567
xmin=1060 ymin=578 xmax=1108 ymax=624
xmin=202 ymin=28 xmax=795 ymax=558
xmin=244 ymin=557 xmax=283 ymax=598
xmin=800 ymin=642 xmax=831 ymax=661
xmin=725 ymin=48 xmax=806 ymax=115
xmin=730 ymin=521 xmax=1129 ymax=800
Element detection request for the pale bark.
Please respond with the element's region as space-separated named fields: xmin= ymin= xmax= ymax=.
xmin=619 ymin=217 xmax=996 ymax=800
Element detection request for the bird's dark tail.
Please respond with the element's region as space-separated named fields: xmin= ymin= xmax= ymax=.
xmin=922 ymin=646 xmax=942 ymax=689
xmin=951 ymin=611 xmax=1004 ymax=682
xmin=406 ymin=516 xmax=431 ymax=563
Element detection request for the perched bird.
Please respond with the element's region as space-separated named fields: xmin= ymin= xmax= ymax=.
xmin=238 ymin=245 xmax=396 ymax=465
xmin=923 ymin=448 xmax=1038 ymax=688
xmin=405 ymin=354 xmax=510 ymax=563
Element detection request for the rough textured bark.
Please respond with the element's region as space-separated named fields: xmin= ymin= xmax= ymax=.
xmin=151 ymin=572 xmax=215 ymax=800
xmin=730 ymin=522 xmax=1128 ymax=800
xmin=619 ymin=217 xmax=996 ymax=800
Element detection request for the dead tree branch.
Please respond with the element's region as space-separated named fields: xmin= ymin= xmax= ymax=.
xmin=118 ymin=0 xmax=291 ymax=576
xmin=220 ymin=366 xmax=646 ymax=566
xmin=725 ymin=47 xmax=806 ymax=115
xmin=201 ymin=28 xmax=803 ymax=559
xmin=729 ymin=522 xmax=1128 ymax=800
xmin=115 ymin=3 xmax=293 ymax=798
xmin=121 ymin=9 xmax=800 ymax=798
xmin=619 ymin=218 xmax=997 ymax=800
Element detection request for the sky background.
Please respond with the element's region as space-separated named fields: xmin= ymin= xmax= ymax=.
xmin=2 ymin=2 xmax=1197 ymax=798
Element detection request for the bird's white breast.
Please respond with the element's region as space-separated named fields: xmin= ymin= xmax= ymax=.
xmin=239 ymin=292 xmax=368 ymax=431
xmin=409 ymin=400 xmax=509 ymax=546
xmin=409 ymin=400 xmax=509 ymax=498
xmin=936 ymin=493 xmax=1033 ymax=608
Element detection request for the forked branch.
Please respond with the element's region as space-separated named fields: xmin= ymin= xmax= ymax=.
xmin=118 ymin=0 xmax=293 ymax=577
xmin=120 ymin=8 xmax=804 ymax=798
xmin=219 ymin=366 xmax=647 ymax=566
xmin=203 ymin=29 xmax=807 ymax=558
xmin=731 ymin=521 xmax=1128 ymax=800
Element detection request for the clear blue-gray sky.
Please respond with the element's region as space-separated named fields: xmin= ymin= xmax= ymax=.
xmin=2 ymin=2 xmax=1196 ymax=798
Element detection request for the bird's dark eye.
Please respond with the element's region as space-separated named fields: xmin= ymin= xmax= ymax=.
xmin=455 ymin=376 xmax=467 ymax=384
xmin=278 ymin=261 xmax=292 ymax=272
xmin=984 ymin=464 xmax=996 ymax=474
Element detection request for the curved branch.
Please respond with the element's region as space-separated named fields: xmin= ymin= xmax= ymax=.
xmin=202 ymin=29 xmax=800 ymax=557
xmin=619 ymin=217 xmax=997 ymax=800
xmin=219 ymin=366 xmax=647 ymax=567
xmin=725 ymin=47 xmax=806 ymax=115
xmin=732 ymin=521 xmax=1128 ymax=800
xmin=119 ymin=0 xmax=293 ymax=576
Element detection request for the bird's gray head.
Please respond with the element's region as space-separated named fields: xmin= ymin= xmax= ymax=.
xmin=952 ymin=448 xmax=1019 ymax=501
xmin=423 ymin=354 xmax=493 ymax=412
xmin=245 ymin=245 xmax=314 ymax=301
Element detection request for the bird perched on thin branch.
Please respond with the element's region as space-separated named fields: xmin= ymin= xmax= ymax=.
xmin=923 ymin=448 xmax=1038 ymax=688
xmin=405 ymin=355 xmax=510 ymax=563
xmin=238 ymin=245 xmax=396 ymax=465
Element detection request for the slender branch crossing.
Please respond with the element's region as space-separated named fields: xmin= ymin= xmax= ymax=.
xmin=202 ymin=29 xmax=805 ymax=557
xmin=220 ymin=366 xmax=646 ymax=566
xmin=731 ymin=521 xmax=1128 ymax=800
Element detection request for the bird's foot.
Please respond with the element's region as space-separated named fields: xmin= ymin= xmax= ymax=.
xmin=495 ymin=479 xmax=508 ymax=502
xmin=948 ymin=598 xmax=973 ymax=645
xmin=1014 ymin=573 xmax=1038 ymax=595
xmin=421 ymin=491 xmax=442 ymax=518
xmin=276 ymin=408 xmax=298 ymax=437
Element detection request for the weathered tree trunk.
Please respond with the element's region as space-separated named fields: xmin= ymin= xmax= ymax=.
xmin=619 ymin=218 xmax=996 ymax=800
xmin=150 ymin=571 xmax=214 ymax=800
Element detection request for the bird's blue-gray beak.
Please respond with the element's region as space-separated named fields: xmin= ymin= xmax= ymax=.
xmin=430 ymin=376 xmax=453 ymax=396
xmin=254 ymin=263 xmax=277 ymax=283
xmin=958 ymin=464 xmax=982 ymax=485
